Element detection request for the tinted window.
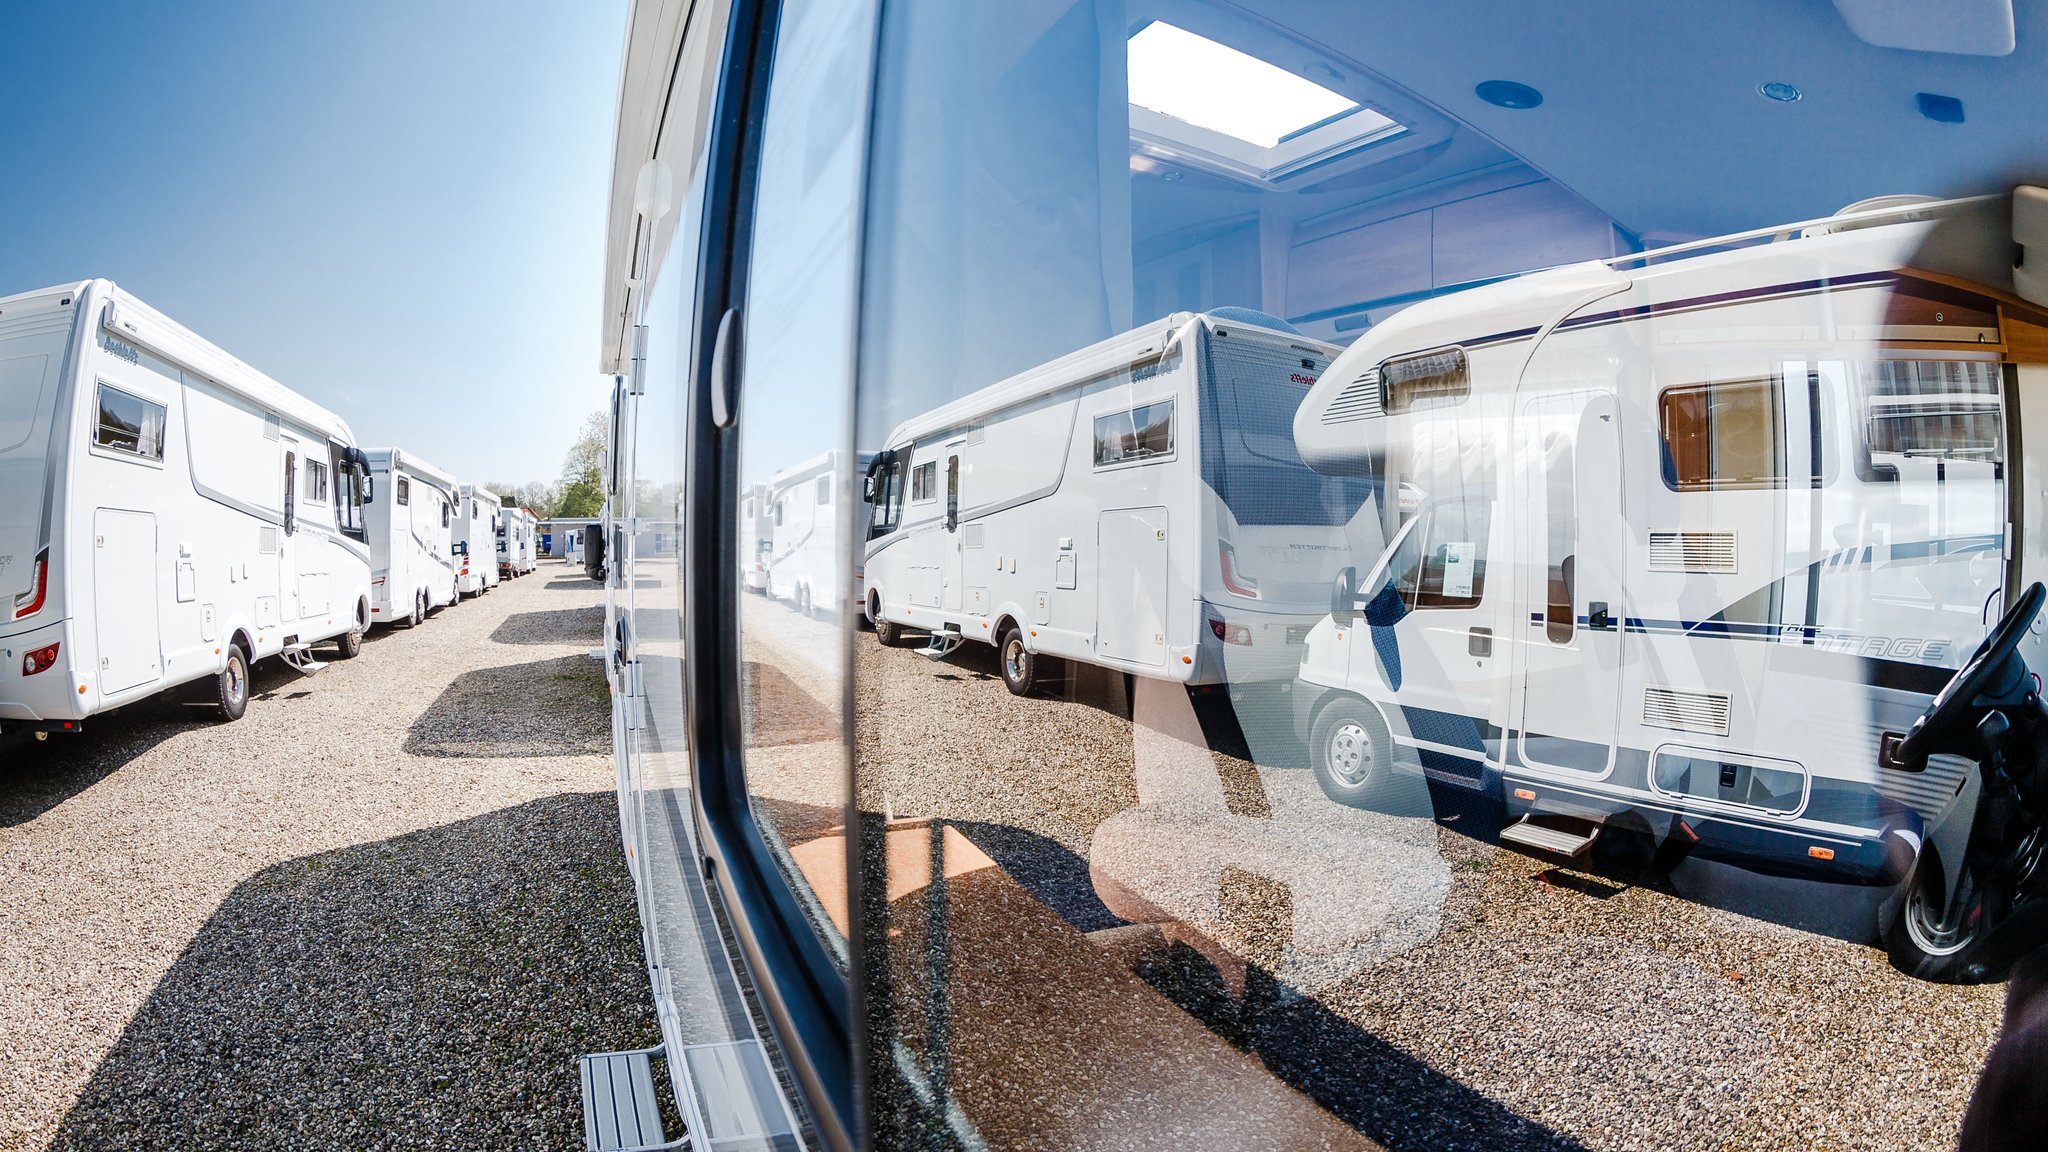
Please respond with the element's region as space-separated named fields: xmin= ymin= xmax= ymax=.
xmin=1092 ymin=399 xmax=1174 ymax=466
xmin=93 ymin=383 xmax=165 ymax=461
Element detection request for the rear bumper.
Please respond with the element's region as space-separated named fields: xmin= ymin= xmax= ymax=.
xmin=0 ymin=618 xmax=88 ymax=723
xmin=1194 ymin=603 xmax=1319 ymax=686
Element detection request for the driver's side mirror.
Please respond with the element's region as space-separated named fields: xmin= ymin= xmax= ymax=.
xmin=1331 ymin=566 xmax=1357 ymax=626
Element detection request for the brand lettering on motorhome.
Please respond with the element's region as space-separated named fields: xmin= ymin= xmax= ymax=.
xmin=1810 ymin=632 xmax=1952 ymax=662
xmin=1290 ymin=373 xmax=1319 ymax=386
xmin=98 ymin=333 xmax=140 ymax=364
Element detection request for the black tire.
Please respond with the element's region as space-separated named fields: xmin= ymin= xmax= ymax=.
xmin=999 ymin=627 xmax=1037 ymax=696
xmin=332 ymin=626 xmax=364 ymax=660
xmin=870 ymin=593 xmax=903 ymax=647
xmin=1310 ymin=696 xmax=1398 ymax=809
xmin=403 ymin=590 xmax=424 ymax=628
xmin=211 ymin=645 xmax=249 ymax=722
xmin=1886 ymin=852 xmax=1994 ymax=982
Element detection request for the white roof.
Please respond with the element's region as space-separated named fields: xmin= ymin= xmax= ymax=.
xmin=364 ymin=447 xmax=460 ymax=491
xmin=3 ymin=279 xmax=360 ymax=446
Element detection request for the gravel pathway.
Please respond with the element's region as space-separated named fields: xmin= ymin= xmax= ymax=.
xmin=0 ymin=567 xmax=648 ymax=1152
xmin=848 ymin=618 xmax=2005 ymax=1152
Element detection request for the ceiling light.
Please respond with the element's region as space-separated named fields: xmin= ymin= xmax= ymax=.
xmin=1759 ymin=82 xmax=1803 ymax=103
xmin=1128 ymin=22 xmax=1358 ymax=147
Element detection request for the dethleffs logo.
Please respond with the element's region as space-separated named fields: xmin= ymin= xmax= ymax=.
xmin=1290 ymin=373 xmax=1319 ymax=386
xmin=98 ymin=333 xmax=140 ymax=364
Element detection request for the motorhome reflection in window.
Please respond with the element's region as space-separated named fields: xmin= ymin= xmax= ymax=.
xmin=1093 ymin=399 xmax=1175 ymax=466
xmin=93 ymin=383 xmax=165 ymax=460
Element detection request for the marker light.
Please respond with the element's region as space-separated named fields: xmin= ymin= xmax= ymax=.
xmin=22 ymin=643 xmax=59 ymax=676
xmin=1209 ymin=618 xmax=1253 ymax=646
xmin=1808 ymin=846 xmax=1836 ymax=861
xmin=1218 ymin=542 xmax=1260 ymax=599
xmin=13 ymin=548 xmax=48 ymax=619
xmin=1513 ymin=788 xmax=1536 ymax=801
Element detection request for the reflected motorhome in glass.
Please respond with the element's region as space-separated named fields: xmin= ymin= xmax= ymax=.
xmin=862 ymin=308 xmax=1376 ymax=694
xmin=1291 ymin=195 xmax=2048 ymax=980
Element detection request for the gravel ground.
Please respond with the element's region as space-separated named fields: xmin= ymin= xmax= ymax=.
xmin=0 ymin=566 xmax=650 ymax=1152
xmin=843 ymin=612 xmax=2006 ymax=1152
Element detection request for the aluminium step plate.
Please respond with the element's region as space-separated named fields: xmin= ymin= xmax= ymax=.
xmin=1499 ymin=818 xmax=1599 ymax=858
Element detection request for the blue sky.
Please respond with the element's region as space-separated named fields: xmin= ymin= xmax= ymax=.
xmin=0 ymin=1 xmax=626 ymax=487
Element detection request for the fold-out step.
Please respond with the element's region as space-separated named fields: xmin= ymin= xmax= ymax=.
xmin=1499 ymin=814 xmax=1601 ymax=858
xmin=918 ymin=627 xmax=963 ymax=661
xmin=578 ymin=1046 xmax=683 ymax=1152
xmin=278 ymin=642 xmax=325 ymax=676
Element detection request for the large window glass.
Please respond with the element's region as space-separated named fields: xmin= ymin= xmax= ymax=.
xmin=829 ymin=4 xmax=2044 ymax=1150
xmin=93 ymin=383 xmax=165 ymax=461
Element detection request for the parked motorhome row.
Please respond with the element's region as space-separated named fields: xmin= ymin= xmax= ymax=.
xmin=0 ymin=279 xmax=534 ymax=736
xmin=498 ymin=504 xmax=539 ymax=578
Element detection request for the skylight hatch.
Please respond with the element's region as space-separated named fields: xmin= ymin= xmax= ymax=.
xmin=1126 ymin=21 xmax=1405 ymax=186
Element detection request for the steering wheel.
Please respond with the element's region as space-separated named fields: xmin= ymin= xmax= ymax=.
xmin=1895 ymin=582 xmax=2047 ymax=764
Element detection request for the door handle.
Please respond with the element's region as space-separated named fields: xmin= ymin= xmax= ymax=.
xmin=1588 ymin=601 xmax=1611 ymax=629
xmin=710 ymin=308 xmax=742 ymax=430
xmin=1468 ymin=627 xmax=1492 ymax=658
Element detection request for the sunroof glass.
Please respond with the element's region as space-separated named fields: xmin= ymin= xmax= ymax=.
xmin=1127 ymin=21 xmax=1363 ymax=148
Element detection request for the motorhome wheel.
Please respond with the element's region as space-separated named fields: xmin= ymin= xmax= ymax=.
xmin=333 ymin=627 xmax=363 ymax=660
xmin=1311 ymin=697 xmax=1395 ymax=809
xmin=211 ymin=646 xmax=249 ymax=722
xmin=999 ymin=627 xmax=1037 ymax=696
xmin=403 ymin=590 xmax=424 ymax=628
xmin=1886 ymin=854 xmax=1991 ymax=982
xmin=870 ymin=595 xmax=902 ymax=646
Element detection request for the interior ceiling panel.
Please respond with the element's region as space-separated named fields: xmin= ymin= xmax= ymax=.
xmin=1244 ymin=0 xmax=2048 ymax=238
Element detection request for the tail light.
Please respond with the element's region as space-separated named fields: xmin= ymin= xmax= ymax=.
xmin=22 ymin=643 xmax=59 ymax=676
xmin=1208 ymin=618 xmax=1253 ymax=646
xmin=1218 ymin=541 xmax=1260 ymax=599
xmin=13 ymin=548 xmax=48 ymax=619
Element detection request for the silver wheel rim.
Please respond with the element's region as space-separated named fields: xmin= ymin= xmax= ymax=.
xmin=227 ymin=659 xmax=245 ymax=704
xmin=1904 ymin=869 xmax=1977 ymax=958
xmin=1327 ymin=720 xmax=1375 ymax=788
xmin=1005 ymin=639 xmax=1026 ymax=682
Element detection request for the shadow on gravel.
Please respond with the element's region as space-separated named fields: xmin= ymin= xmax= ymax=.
xmin=0 ymin=660 xmax=311 ymax=827
xmin=44 ymin=791 xmax=658 ymax=1152
xmin=490 ymin=607 xmax=603 ymax=647
xmin=404 ymin=655 xmax=609 ymax=758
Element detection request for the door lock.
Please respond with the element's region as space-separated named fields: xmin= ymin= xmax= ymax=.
xmin=1588 ymin=601 xmax=1611 ymax=629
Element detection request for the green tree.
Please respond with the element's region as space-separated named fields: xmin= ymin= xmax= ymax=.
xmin=552 ymin=411 xmax=609 ymax=516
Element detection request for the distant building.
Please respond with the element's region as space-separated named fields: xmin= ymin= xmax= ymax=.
xmin=537 ymin=516 xmax=601 ymax=560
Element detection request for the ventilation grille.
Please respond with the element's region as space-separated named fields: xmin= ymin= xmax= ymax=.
xmin=1643 ymin=686 xmax=1732 ymax=736
xmin=262 ymin=416 xmax=281 ymax=442
xmin=962 ymin=523 xmax=985 ymax=548
xmin=1319 ymin=369 xmax=1383 ymax=425
xmin=258 ymin=525 xmax=279 ymax=554
xmin=1649 ymin=531 xmax=1738 ymax=573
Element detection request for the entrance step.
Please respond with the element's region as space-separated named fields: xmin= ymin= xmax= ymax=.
xmin=278 ymin=641 xmax=325 ymax=676
xmin=578 ymin=1046 xmax=682 ymax=1152
xmin=1500 ymin=814 xmax=1601 ymax=858
xmin=918 ymin=628 xmax=964 ymax=661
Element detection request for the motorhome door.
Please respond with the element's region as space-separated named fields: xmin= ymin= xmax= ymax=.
xmin=1514 ymin=391 xmax=1627 ymax=776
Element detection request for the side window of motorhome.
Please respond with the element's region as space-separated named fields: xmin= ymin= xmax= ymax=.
xmin=1544 ymin=433 xmax=1575 ymax=644
xmin=396 ymin=477 xmax=411 ymax=506
xmin=1093 ymin=399 xmax=1174 ymax=467
xmin=816 ymin=475 xmax=830 ymax=505
xmin=1389 ymin=499 xmax=1490 ymax=610
xmin=330 ymin=446 xmax=366 ymax=542
xmin=441 ymin=499 xmax=450 ymax=529
xmin=869 ymin=459 xmax=903 ymax=537
xmin=1659 ymin=378 xmax=1785 ymax=490
xmin=910 ymin=459 xmax=936 ymax=502
xmin=1381 ymin=347 xmax=1470 ymax=413
xmin=93 ymin=383 xmax=166 ymax=461
xmin=304 ymin=458 xmax=328 ymax=504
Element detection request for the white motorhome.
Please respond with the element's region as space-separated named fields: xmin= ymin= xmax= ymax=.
xmin=1290 ymin=194 xmax=2048 ymax=977
xmin=452 ymin=484 xmax=502 ymax=596
xmin=0 ymin=279 xmax=373 ymax=732
xmin=740 ymin=481 xmax=772 ymax=595
xmin=862 ymin=309 xmax=1378 ymax=695
xmin=364 ymin=448 xmax=459 ymax=627
xmin=764 ymin=451 xmax=870 ymax=617
xmin=497 ymin=505 xmax=538 ymax=578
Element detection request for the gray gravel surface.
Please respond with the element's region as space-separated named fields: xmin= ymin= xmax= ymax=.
xmin=847 ymin=620 xmax=2006 ymax=1152
xmin=0 ymin=569 xmax=648 ymax=1151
